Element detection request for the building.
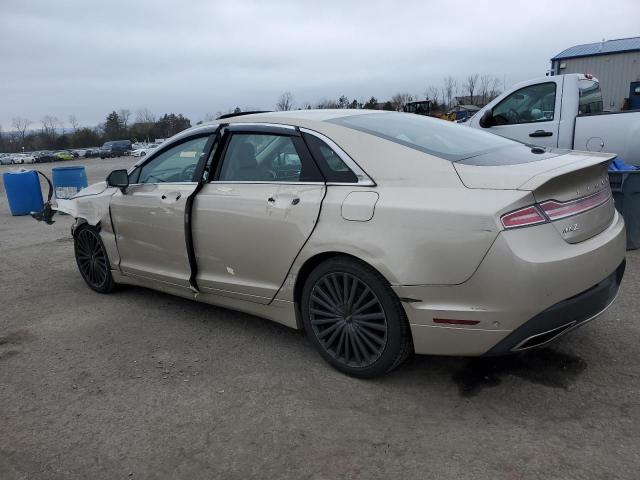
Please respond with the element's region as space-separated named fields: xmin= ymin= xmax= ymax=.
xmin=550 ymin=37 xmax=640 ymax=111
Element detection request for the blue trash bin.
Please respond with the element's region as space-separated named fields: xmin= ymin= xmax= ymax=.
xmin=2 ymin=170 xmax=45 ymax=216
xmin=52 ymin=166 xmax=88 ymax=199
xmin=609 ymin=170 xmax=640 ymax=250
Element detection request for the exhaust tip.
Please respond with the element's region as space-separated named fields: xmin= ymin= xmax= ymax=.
xmin=512 ymin=321 xmax=576 ymax=351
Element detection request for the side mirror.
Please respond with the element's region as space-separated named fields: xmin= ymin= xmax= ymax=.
xmin=106 ymin=169 xmax=129 ymax=191
xmin=479 ymin=110 xmax=495 ymax=128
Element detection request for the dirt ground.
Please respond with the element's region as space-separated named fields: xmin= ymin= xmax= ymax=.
xmin=1 ymin=158 xmax=639 ymax=479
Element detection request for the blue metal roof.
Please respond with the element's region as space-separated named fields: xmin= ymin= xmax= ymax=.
xmin=552 ymin=37 xmax=640 ymax=60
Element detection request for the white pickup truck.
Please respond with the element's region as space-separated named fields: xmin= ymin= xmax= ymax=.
xmin=468 ymin=74 xmax=640 ymax=165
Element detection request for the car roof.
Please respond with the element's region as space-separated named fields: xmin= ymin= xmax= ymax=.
xmin=186 ymin=109 xmax=391 ymax=133
xmin=222 ymin=109 xmax=381 ymax=123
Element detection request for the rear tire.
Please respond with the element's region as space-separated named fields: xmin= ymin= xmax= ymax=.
xmin=301 ymin=256 xmax=413 ymax=378
xmin=74 ymin=225 xmax=116 ymax=293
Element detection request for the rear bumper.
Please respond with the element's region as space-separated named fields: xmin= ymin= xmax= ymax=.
xmin=393 ymin=210 xmax=626 ymax=356
xmin=483 ymin=259 xmax=624 ymax=355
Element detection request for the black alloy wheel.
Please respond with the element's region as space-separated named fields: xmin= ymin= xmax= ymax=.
xmin=302 ymin=257 xmax=412 ymax=378
xmin=74 ymin=226 xmax=115 ymax=293
xmin=309 ymin=272 xmax=388 ymax=368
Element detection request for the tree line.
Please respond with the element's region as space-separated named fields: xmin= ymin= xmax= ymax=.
xmin=0 ymin=109 xmax=192 ymax=153
xmin=1 ymin=73 xmax=503 ymax=153
xmin=274 ymin=73 xmax=503 ymax=112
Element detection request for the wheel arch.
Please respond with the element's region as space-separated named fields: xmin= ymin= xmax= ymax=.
xmin=292 ymin=251 xmax=396 ymax=329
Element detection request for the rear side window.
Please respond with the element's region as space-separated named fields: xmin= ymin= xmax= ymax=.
xmin=217 ymin=133 xmax=322 ymax=182
xmin=578 ymin=80 xmax=603 ymax=115
xmin=303 ymin=133 xmax=357 ymax=183
xmin=329 ymin=112 xmax=516 ymax=161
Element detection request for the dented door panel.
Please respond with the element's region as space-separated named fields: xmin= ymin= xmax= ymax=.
xmin=109 ymin=183 xmax=198 ymax=287
xmin=192 ymin=182 xmax=325 ymax=303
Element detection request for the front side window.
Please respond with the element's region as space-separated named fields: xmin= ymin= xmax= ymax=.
xmin=138 ymin=136 xmax=209 ymax=183
xmin=492 ymin=82 xmax=556 ymax=125
xmin=578 ymin=80 xmax=603 ymax=115
xmin=217 ymin=133 xmax=321 ymax=182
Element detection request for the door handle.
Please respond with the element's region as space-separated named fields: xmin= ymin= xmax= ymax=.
xmin=161 ymin=192 xmax=182 ymax=201
xmin=529 ymin=130 xmax=553 ymax=138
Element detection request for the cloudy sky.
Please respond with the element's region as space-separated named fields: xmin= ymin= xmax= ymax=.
xmin=1 ymin=0 xmax=638 ymax=128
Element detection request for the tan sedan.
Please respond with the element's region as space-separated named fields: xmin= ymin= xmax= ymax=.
xmin=57 ymin=110 xmax=626 ymax=377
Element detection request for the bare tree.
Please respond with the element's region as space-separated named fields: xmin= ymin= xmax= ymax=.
xmin=464 ymin=73 xmax=479 ymax=105
xmin=425 ymin=85 xmax=440 ymax=106
xmin=68 ymin=114 xmax=79 ymax=131
xmin=11 ymin=117 xmax=31 ymax=147
xmin=118 ymin=109 xmax=131 ymax=130
xmin=315 ymin=98 xmax=339 ymax=109
xmin=276 ymin=91 xmax=295 ymax=111
xmin=135 ymin=108 xmax=156 ymax=124
xmin=479 ymin=74 xmax=492 ymax=105
xmin=390 ymin=92 xmax=413 ymax=111
xmin=202 ymin=113 xmax=217 ymax=122
xmin=442 ymin=76 xmax=457 ymax=109
xmin=489 ymin=76 xmax=502 ymax=101
xmin=41 ymin=115 xmax=59 ymax=142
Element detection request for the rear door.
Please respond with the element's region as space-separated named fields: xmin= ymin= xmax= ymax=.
xmin=484 ymin=79 xmax=562 ymax=148
xmin=193 ymin=124 xmax=326 ymax=303
xmin=110 ymin=134 xmax=215 ymax=287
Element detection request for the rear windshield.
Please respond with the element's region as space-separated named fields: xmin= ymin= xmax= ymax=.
xmin=328 ymin=112 xmax=516 ymax=161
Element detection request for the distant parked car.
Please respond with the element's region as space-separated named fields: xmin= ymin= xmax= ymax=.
xmin=131 ymin=143 xmax=161 ymax=157
xmin=35 ymin=151 xmax=54 ymax=163
xmin=12 ymin=153 xmax=36 ymax=164
xmin=53 ymin=151 xmax=74 ymax=161
xmin=100 ymin=140 xmax=132 ymax=158
xmin=0 ymin=154 xmax=15 ymax=165
xmin=84 ymin=148 xmax=100 ymax=158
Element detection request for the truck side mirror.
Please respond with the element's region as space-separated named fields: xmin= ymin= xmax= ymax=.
xmin=106 ymin=169 xmax=129 ymax=192
xmin=479 ymin=110 xmax=495 ymax=128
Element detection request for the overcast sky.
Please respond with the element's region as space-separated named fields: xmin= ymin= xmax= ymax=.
xmin=1 ymin=0 xmax=638 ymax=128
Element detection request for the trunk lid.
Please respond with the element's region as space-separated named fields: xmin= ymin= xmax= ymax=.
xmin=454 ymin=145 xmax=616 ymax=243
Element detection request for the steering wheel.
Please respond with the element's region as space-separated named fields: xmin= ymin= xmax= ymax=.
xmin=507 ymin=108 xmax=521 ymax=123
xmin=265 ymin=168 xmax=277 ymax=180
xmin=181 ymin=163 xmax=197 ymax=182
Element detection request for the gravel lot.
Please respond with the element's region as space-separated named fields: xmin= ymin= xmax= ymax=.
xmin=1 ymin=158 xmax=639 ymax=479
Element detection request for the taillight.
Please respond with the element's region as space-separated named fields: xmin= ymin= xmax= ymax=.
xmin=501 ymin=205 xmax=546 ymax=229
xmin=539 ymin=189 xmax=610 ymax=220
xmin=501 ymin=189 xmax=611 ymax=230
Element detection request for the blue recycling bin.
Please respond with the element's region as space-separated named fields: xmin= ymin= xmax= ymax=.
xmin=3 ymin=170 xmax=45 ymax=216
xmin=52 ymin=166 xmax=88 ymax=199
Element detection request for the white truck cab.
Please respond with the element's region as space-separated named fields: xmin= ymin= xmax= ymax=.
xmin=469 ymin=74 xmax=640 ymax=165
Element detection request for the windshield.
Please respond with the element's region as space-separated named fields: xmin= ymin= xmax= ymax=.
xmin=328 ymin=112 xmax=517 ymax=161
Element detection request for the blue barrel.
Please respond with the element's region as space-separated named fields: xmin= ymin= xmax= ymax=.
xmin=52 ymin=166 xmax=88 ymax=199
xmin=3 ymin=170 xmax=45 ymax=216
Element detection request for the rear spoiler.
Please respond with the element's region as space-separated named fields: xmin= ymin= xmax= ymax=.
xmin=517 ymin=153 xmax=614 ymax=191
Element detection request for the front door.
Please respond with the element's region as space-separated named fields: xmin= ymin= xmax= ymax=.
xmin=193 ymin=126 xmax=326 ymax=303
xmin=486 ymin=81 xmax=561 ymax=148
xmin=110 ymin=135 xmax=214 ymax=287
